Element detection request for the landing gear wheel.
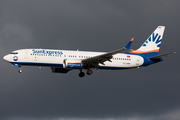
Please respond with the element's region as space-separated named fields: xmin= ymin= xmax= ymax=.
xmin=18 ymin=69 xmax=22 ymax=73
xmin=79 ymin=72 xmax=85 ymax=77
xmin=86 ymin=70 xmax=93 ymax=75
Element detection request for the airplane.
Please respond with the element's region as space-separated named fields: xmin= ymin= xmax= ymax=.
xmin=3 ymin=26 xmax=175 ymax=77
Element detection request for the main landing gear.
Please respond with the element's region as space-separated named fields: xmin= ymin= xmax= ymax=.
xmin=79 ymin=69 xmax=93 ymax=77
xmin=86 ymin=69 xmax=93 ymax=75
xmin=79 ymin=71 xmax=85 ymax=77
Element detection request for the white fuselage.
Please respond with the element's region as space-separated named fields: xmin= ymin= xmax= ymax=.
xmin=3 ymin=26 xmax=170 ymax=77
xmin=3 ymin=49 xmax=144 ymax=69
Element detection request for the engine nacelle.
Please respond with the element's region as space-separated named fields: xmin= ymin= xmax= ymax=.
xmin=51 ymin=67 xmax=69 ymax=73
xmin=63 ymin=59 xmax=82 ymax=69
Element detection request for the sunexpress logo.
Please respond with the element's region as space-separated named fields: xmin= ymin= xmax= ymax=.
xmin=143 ymin=33 xmax=162 ymax=48
xmin=13 ymin=56 xmax=18 ymax=61
xmin=32 ymin=49 xmax=63 ymax=55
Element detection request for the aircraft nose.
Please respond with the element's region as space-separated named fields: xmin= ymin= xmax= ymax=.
xmin=3 ymin=55 xmax=9 ymax=61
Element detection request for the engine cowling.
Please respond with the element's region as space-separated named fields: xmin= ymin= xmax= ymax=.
xmin=51 ymin=67 xmax=70 ymax=73
xmin=63 ymin=59 xmax=82 ymax=69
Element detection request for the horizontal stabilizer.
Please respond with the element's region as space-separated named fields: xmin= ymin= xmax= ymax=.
xmin=148 ymin=52 xmax=176 ymax=60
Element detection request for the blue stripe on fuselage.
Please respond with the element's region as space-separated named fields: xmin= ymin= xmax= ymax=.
xmin=98 ymin=66 xmax=133 ymax=70
xmin=124 ymin=52 xmax=163 ymax=66
xmin=11 ymin=62 xmax=133 ymax=70
xmin=11 ymin=62 xmax=64 ymax=67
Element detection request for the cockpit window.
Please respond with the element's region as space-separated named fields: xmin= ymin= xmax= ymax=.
xmin=11 ymin=52 xmax=18 ymax=54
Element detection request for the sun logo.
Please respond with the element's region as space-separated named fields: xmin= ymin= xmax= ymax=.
xmin=143 ymin=33 xmax=162 ymax=48
xmin=13 ymin=56 xmax=18 ymax=61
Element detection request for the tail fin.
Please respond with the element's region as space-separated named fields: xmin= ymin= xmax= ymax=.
xmin=130 ymin=26 xmax=165 ymax=57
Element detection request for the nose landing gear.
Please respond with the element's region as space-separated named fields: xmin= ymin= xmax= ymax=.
xmin=12 ymin=63 xmax=22 ymax=73
xmin=18 ymin=67 xmax=22 ymax=73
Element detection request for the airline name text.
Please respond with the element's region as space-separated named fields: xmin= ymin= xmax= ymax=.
xmin=32 ymin=49 xmax=63 ymax=55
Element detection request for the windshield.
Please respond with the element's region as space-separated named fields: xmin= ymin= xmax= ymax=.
xmin=11 ymin=52 xmax=18 ymax=54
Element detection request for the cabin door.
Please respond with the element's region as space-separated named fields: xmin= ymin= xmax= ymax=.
xmin=24 ymin=50 xmax=29 ymax=59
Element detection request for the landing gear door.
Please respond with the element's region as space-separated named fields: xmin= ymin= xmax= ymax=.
xmin=24 ymin=50 xmax=29 ymax=59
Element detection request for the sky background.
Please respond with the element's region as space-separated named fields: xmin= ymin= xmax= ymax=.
xmin=0 ymin=0 xmax=179 ymax=120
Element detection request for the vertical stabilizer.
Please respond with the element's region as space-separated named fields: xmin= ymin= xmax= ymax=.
xmin=130 ymin=26 xmax=165 ymax=57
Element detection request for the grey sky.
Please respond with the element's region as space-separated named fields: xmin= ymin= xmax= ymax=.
xmin=0 ymin=0 xmax=179 ymax=120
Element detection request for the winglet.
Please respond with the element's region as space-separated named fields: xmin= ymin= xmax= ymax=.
xmin=125 ymin=37 xmax=134 ymax=49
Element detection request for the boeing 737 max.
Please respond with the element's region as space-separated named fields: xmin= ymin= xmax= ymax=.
xmin=3 ymin=26 xmax=175 ymax=77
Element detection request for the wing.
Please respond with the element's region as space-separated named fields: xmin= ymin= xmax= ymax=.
xmin=82 ymin=38 xmax=134 ymax=67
